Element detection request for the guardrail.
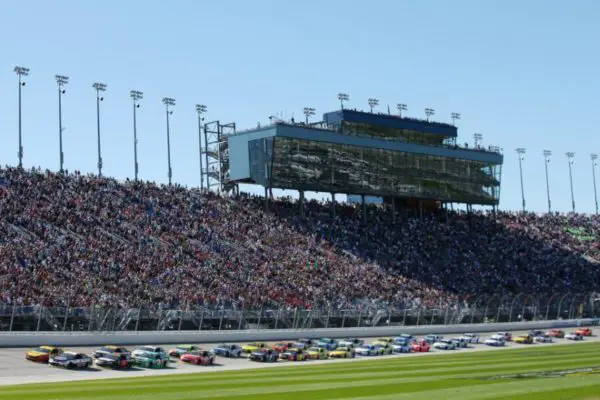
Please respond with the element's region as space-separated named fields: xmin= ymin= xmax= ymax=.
xmin=1 ymin=319 xmax=596 ymax=347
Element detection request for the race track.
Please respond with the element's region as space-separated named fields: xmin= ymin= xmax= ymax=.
xmin=0 ymin=329 xmax=596 ymax=387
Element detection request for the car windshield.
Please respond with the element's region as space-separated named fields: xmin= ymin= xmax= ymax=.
xmin=62 ymin=353 xmax=76 ymax=359
xmin=138 ymin=346 xmax=156 ymax=353
xmin=360 ymin=345 xmax=371 ymax=349
xmin=98 ymin=347 xmax=114 ymax=352
xmin=188 ymin=351 xmax=201 ymax=356
xmin=308 ymin=347 xmax=320 ymax=352
xmin=176 ymin=346 xmax=191 ymax=351
xmin=34 ymin=347 xmax=51 ymax=353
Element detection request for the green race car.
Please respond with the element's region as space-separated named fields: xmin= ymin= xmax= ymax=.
xmin=131 ymin=346 xmax=169 ymax=369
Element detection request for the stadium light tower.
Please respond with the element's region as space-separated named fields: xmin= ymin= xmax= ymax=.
xmin=337 ymin=93 xmax=349 ymax=109
xmin=130 ymin=90 xmax=143 ymax=181
xmin=55 ymin=74 xmax=69 ymax=173
xmin=303 ymin=107 xmax=315 ymax=125
xmin=592 ymin=153 xmax=598 ymax=215
xmin=368 ymin=98 xmax=379 ymax=113
xmin=451 ymin=112 xmax=461 ymax=126
xmin=543 ymin=150 xmax=552 ymax=213
xmin=516 ymin=148 xmax=526 ymax=212
xmin=92 ymin=82 xmax=107 ymax=177
xmin=196 ymin=104 xmax=207 ymax=190
xmin=14 ymin=66 xmax=29 ymax=168
xmin=397 ymin=103 xmax=407 ymax=118
xmin=566 ymin=152 xmax=576 ymax=213
xmin=473 ymin=133 xmax=483 ymax=148
xmin=162 ymin=97 xmax=176 ymax=186
xmin=424 ymin=107 xmax=435 ymax=121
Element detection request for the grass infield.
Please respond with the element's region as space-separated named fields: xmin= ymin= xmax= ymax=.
xmin=3 ymin=342 xmax=600 ymax=399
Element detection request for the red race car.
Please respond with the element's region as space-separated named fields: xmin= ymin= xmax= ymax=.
xmin=180 ymin=350 xmax=215 ymax=365
xmin=575 ymin=328 xmax=593 ymax=337
xmin=410 ymin=341 xmax=430 ymax=353
xmin=271 ymin=342 xmax=294 ymax=353
xmin=546 ymin=329 xmax=565 ymax=338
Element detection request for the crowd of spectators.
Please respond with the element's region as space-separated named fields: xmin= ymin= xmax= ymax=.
xmin=0 ymin=167 xmax=598 ymax=312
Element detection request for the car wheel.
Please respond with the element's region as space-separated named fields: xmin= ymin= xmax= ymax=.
xmin=84 ymin=362 xmax=89 ymax=369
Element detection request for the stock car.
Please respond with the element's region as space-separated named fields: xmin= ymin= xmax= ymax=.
xmin=424 ymin=335 xmax=443 ymax=344
xmin=271 ymin=342 xmax=295 ymax=353
xmin=180 ymin=350 xmax=215 ymax=365
xmin=534 ymin=334 xmax=554 ymax=343
xmin=49 ymin=352 xmax=92 ymax=369
xmin=297 ymin=338 xmax=315 ymax=347
xmin=242 ymin=342 xmax=267 ymax=354
xmin=316 ymin=338 xmax=338 ymax=350
xmin=26 ymin=346 xmax=63 ymax=363
xmin=576 ymin=328 xmax=593 ymax=337
xmin=489 ymin=333 xmax=508 ymax=341
xmin=566 ymin=332 xmax=584 ymax=341
xmin=451 ymin=338 xmax=469 ymax=348
xmin=328 ymin=346 xmax=356 ymax=359
xmin=131 ymin=346 xmax=169 ymax=368
xmin=395 ymin=334 xmax=415 ymax=342
xmin=529 ymin=330 xmax=544 ymax=337
xmin=338 ymin=338 xmax=364 ymax=348
xmin=497 ymin=332 xmax=513 ymax=341
xmin=411 ymin=340 xmax=431 ymax=352
xmin=249 ymin=349 xmax=280 ymax=362
xmin=168 ymin=345 xmax=201 ymax=358
xmin=433 ymin=339 xmax=457 ymax=350
xmin=374 ymin=343 xmax=394 ymax=355
xmin=391 ymin=338 xmax=411 ymax=353
xmin=279 ymin=348 xmax=308 ymax=361
xmin=460 ymin=333 xmax=480 ymax=344
xmin=92 ymin=345 xmax=131 ymax=359
xmin=355 ymin=344 xmax=379 ymax=356
xmin=484 ymin=337 xmax=505 ymax=347
xmin=514 ymin=335 xmax=534 ymax=344
xmin=95 ymin=353 xmax=133 ymax=369
xmin=547 ymin=329 xmax=565 ymax=338
xmin=211 ymin=344 xmax=243 ymax=358
xmin=307 ymin=347 xmax=329 ymax=360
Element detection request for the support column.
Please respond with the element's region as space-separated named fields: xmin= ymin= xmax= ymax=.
xmin=331 ymin=193 xmax=336 ymax=218
xmin=299 ymin=190 xmax=305 ymax=217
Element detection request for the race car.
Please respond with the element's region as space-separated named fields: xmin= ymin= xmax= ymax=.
xmin=338 ymin=338 xmax=364 ymax=348
xmin=297 ymin=338 xmax=315 ymax=347
xmin=391 ymin=338 xmax=411 ymax=353
xmin=328 ymin=346 xmax=355 ymax=359
xmin=180 ymin=350 xmax=215 ymax=365
xmin=291 ymin=342 xmax=309 ymax=350
xmin=489 ymin=333 xmax=507 ymax=341
xmin=211 ymin=344 xmax=243 ymax=358
xmin=534 ymin=334 xmax=553 ymax=343
xmin=484 ymin=338 xmax=505 ymax=347
xmin=26 ymin=346 xmax=63 ymax=363
xmin=241 ymin=342 xmax=267 ymax=354
xmin=451 ymin=338 xmax=469 ymax=348
xmin=529 ymin=330 xmax=544 ymax=337
xmin=576 ymin=328 xmax=593 ymax=337
xmin=547 ymin=329 xmax=565 ymax=338
xmin=307 ymin=347 xmax=329 ymax=360
xmin=95 ymin=353 xmax=132 ymax=369
xmin=92 ymin=345 xmax=131 ymax=359
xmin=168 ymin=345 xmax=201 ymax=358
xmin=316 ymin=338 xmax=338 ymax=350
xmin=271 ymin=342 xmax=295 ymax=353
xmin=433 ymin=339 xmax=457 ymax=350
xmin=373 ymin=337 xmax=394 ymax=344
xmin=411 ymin=340 xmax=431 ymax=352
xmin=460 ymin=333 xmax=480 ymax=344
xmin=374 ymin=343 xmax=394 ymax=355
xmin=248 ymin=349 xmax=279 ymax=362
xmin=423 ymin=334 xmax=443 ymax=344
xmin=497 ymin=332 xmax=512 ymax=341
xmin=355 ymin=344 xmax=379 ymax=356
xmin=395 ymin=334 xmax=415 ymax=342
xmin=131 ymin=346 xmax=169 ymax=368
xmin=565 ymin=332 xmax=584 ymax=341
xmin=49 ymin=352 xmax=92 ymax=369
xmin=514 ymin=335 xmax=534 ymax=344
xmin=279 ymin=348 xmax=307 ymax=361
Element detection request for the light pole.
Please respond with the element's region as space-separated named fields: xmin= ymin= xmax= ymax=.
xmin=303 ymin=107 xmax=315 ymax=125
xmin=425 ymin=107 xmax=435 ymax=121
xmin=130 ymin=90 xmax=143 ymax=181
xmin=55 ymin=75 xmax=69 ymax=173
xmin=451 ymin=112 xmax=461 ymax=126
xmin=337 ymin=93 xmax=349 ymax=109
xmin=543 ymin=150 xmax=552 ymax=213
xmin=473 ymin=133 xmax=483 ymax=148
xmin=162 ymin=97 xmax=176 ymax=185
xmin=516 ymin=148 xmax=526 ymax=212
xmin=368 ymin=98 xmax=379 ymax=113
xmin=566 ymin=152 xmax=576 ymax=213
xmin=397 ymin=103 xmax=407 ymax=118
xmin=592 ymin=154 xmax=598 ymax=215
xmin=14 ymin=66 xmax=29 ymax=168
xmin=92 ymin=82 xmax=106 ymax=177
xmin=196 ymin=104 xmax=207 ymax=190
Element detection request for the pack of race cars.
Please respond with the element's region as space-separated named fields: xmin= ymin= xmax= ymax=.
xmin=24 ymin=327 xmax=593 ymax=370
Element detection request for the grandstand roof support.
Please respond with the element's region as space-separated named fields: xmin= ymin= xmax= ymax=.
xmin=516 ymin=148 xmax=526 ymax=212
xmin=162 ymin=97 xmax=176 ymax=185
xmin=55 ymin=74 xmax=69 ymax=173
xmin=566 ymin=152 xmax=576 ymax=213
xmin=543 ymin=150 xmax=552 ymax=213
xmin=14 ymin=66 xmax=29 ymax=169
xmin=130 ymin=90 xmax=143 ymax=181
xmin=591 ymin=154 xmax=598 ymax=215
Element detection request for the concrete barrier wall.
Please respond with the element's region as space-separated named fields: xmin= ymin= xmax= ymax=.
xmin=1 ymin=319 xmax=596 ymax=347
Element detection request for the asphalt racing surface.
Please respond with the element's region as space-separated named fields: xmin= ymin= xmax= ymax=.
xmin=0 ymin=329 xmax=596 ymax=386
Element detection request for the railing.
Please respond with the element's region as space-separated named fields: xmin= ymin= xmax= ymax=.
xmin=0 ymin=293 xmax=596 ymax=332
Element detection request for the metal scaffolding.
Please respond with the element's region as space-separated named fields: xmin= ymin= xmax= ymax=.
xmin=202 ymin=120 xmax=236 ymax=193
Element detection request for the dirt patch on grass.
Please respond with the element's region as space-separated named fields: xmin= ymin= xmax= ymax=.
xmin=479 ymin=367 xmax=600 ymax=380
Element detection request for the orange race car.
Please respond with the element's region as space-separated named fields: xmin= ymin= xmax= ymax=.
xmin=575 ymin=328 xmax=593 ymax=337
xmin=271 ymin=342 xmax=295 ymax=353
xmin=546 ymin=329 xmax=565 ymax=338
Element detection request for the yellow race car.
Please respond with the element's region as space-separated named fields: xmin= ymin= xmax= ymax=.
xmin=307 ymin=347 xmax=329 ymax=360
xmin=328 ymin=346 xmax=356 ymax=359
xmin=372 ymin=337 xmax=394 ymax=346
xmin=514 ymin=335 xmax=534 ymax=344
xmin=241 ymin=342 xmax=267 ymax=354
xmin=26 ymin=346 xmax=63 ymax=363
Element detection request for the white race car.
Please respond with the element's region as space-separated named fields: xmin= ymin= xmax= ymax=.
xmin=338 ymin=338 xmax=364 ymax=348
xmin=433 ymin=339 xmax=457 ymax=350
xmin=565 ymin=332 xmax=584 ymax=341
xmin=460 ymin=333 xmax=480 ymax=343
xmin=489 ymin=333 xmax=506 ymax=341
xmin=534 ymin=335 xmax=553 ymax=343
xmin=484 ymin=338 xmax=505 ymax=347
xmin=355 ymin=345 xmax=379 ymax=356
xmin=391 ymin=339 xmax=411 ymax=353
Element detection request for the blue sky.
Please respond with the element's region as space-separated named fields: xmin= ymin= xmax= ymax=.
xmin=0 ymin=0 xmax=599 ymax=213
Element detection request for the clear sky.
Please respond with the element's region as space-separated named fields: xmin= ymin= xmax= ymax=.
xmin=0 ymin=0 xmax=599 ymax=213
